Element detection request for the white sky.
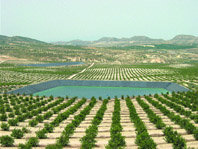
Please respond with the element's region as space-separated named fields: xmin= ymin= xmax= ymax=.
xmin=1 ymin=0 xmax=198 ymax=42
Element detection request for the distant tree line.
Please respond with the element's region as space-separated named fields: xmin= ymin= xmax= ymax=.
xmin=110 ymin=44 xmax=197 ymax=50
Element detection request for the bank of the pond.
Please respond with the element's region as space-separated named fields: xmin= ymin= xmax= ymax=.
xmin=8 ymin=80 xmax=189 ymax=97
xmin=22 ymin=62 xmax=84 ymax=67
xmin=33 ymin=86 xmax=168 ymax=99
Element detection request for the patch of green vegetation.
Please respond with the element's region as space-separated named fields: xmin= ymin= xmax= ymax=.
xmin=110 ymin=44 xmax=197 ymax=50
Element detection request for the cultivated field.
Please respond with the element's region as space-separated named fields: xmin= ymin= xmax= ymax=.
xmin=0 ymin=63 xmax=87 ymax=93
xmin=73 ymin=66 xmax=173 ymax=81
xmin=0 ymin=91 xmax=198 ymax=148
xmin=1 ymin=27 xmax=198 ymax=149
xmin=72 ymin=64 xmax=198 ymax=90
xmin=0 ymin=56 xmax=198 ymax=149
xmin=1 ymin=63 xmax=198 ymax=94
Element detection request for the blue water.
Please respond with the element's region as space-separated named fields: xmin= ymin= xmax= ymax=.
xmin=33 ymin=86 xmax=169 ymax=99
xmin=22 ymin=62 xmax=84 ymax=67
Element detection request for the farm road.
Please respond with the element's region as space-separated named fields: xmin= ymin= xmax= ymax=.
xmin=67 ymin=63 xmax=94 ymax=79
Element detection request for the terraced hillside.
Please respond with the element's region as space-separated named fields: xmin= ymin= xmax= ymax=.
xmin=0 ymin=91 xmax=198 ymax=148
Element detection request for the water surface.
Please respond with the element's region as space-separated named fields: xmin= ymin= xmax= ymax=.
xmin=33 ymin=86 xmax=168 ymax=99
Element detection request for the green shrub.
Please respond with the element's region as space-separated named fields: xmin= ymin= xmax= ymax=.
xmin=46 ymin=144 xmax=63 ymax=149
xmin=43 ymin=111 xmax=53 ymax=119
xmin=81 ymin=127 xmax=97 ymax=148
xmin=5 ymin=106 xmax=12 ymax=112
xmin=1 ymin=123 xmax=9 ymax=131
xmin=57 ymin=134 xmax=70 ymax=146
xmin=29 ymin=119 xmax=38 ymax=127
xmin=22 ymin=127 xmax=29 ymax=133
xmin=0 ymin=135 xmax=14 ymax=147
xmin=106 ymin=133 xmax=125 ymax=149
xmin=18 ymin=143 xmax=32 ymax=149
xmin=18 ymin=143 xmax=26 ymax=148
xmin=163 ymin=127 xmax=186 ymax=149
xmin=146 ymin=95 xmax=198 ymax=140
xmin=35 ymin=115 xmax=44 ymax=123
xmin=17 ymin=115 xmax=25 ymax=122
xmin=121 ymin=95 xmax=124 ymax=99
xmin=194 ymin=129 xmax=198 ymax=140
xmin=14 ymin=109 xmax=21 ymax=115
xmin=126 ymin=97 xmax=156 ymax=149
xmin=106 ymin=98 xmax=125 ymax=148
xmin=44 ymin=123 xmax=54 ymax=133
xmin=11 ymin=129 xmax=24 ymax=139
xmin=27 ymin=112 xmax=34 ymax=118
xmin=136 ymin=97 xmax=165 ymax=129
xmin=58 ymin=98 xmax=96 ymax=146
xmin=21 ymin=107 xmax=27 ymax=113
xmin=8 ymin=112 xmax=14 ymax=118
xmin=27 ymin=137 xmax=39 ymax=147
xmin=8 ymin=119 xmax=18 ymax=126
xmin=135 ymin=131 xmax=156 ymax=149
xmin=0 ymin=114 xmax=7 ymax=121
xmin=36 ymin=130 xmax=47 ymax=139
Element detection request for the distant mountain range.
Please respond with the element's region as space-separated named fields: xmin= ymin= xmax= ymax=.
xmin=0 ymin=34 xmax=198 ymax=47
xmin=52 ymin=35 xmax=198 ymax=46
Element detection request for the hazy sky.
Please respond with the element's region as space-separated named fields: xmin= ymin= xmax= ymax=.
xmin=1 ymin=0 xmax=198 ymax=42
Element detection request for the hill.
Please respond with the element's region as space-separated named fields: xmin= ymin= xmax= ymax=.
xmin=169 ymin=35 xmax=198 ymax=45
xmin=0 ymin=35 xmax=47 ymax=45
xmin=53 ymin=35 xmax=198 ymax=47
xmin=0 ymin=34 xmax=197 ymax=64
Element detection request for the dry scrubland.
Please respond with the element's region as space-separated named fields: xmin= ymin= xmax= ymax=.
xmin=0 ymin=91 xmax=198 ymax=149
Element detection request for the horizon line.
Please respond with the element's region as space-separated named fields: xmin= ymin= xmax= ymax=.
xmin=0 ymin=33 xmax=197 ymax=43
